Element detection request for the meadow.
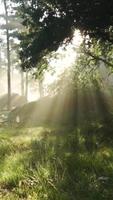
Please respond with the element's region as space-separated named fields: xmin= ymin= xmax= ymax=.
xmin=0 ymin=120 xmax=113 ymax=200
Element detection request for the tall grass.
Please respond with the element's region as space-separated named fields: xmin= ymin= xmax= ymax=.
xmin=0 ymin=123 xmax=113 ymax=199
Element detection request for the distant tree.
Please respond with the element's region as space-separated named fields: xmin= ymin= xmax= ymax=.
xmin=3 ymin=0 xmax=11 ymax=110
xmin=1 ymin=0 xmax=24 ymax=108
xmin=25 ymin=70 xmax=28 ymax=100
xmin=20 ymin=69 xmax=25 ymax=96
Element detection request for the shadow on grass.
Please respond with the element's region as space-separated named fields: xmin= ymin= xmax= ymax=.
xmin=0 ymin=121 xmax=113 ymax=199
xmin=28 ymin=127 xmax=113 ymax=200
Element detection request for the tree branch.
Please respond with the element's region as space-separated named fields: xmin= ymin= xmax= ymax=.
xmin=85 ymin=50 xmax=113 ymax=68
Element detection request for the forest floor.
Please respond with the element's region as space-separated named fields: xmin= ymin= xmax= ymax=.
xmin=0 ymin=122 xmax=113 ymax=200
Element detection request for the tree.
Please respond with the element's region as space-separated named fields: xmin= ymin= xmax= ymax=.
xmin=25 ymin=70 xmax=28 ymax=100
xmin=11 ymin=0 xmax=113 ymax=72
xmin=1 ymin=0 xmax=24 ymax=109
xmin=3 ymin=0 xmax=11 ymax=110
xmin=20 ymin=69 xmax=25 ymax=96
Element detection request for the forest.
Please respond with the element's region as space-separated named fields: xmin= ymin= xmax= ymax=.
xmin=0 ymin=0 xmax=113 ymax=199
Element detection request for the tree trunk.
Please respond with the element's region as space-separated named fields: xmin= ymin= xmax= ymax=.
xmin=0 ymin=41 xmax=1 ymax=67
xmin=3 ymin=0 xmax=11 ymax=111
xmin=20 ymin=69 xmax=25 ymax=96
xmin=39 ymin=79 xmax=44 ymax=98
xmin=25 ymin=71 xmax=28 ymax=101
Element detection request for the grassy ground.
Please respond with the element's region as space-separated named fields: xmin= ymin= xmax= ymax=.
xmin=0 ymin=123 xmax=113 ymax=200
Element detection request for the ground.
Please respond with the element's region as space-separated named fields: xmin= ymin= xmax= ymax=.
xmin=0 ymin=123 xmax=113 ymax=200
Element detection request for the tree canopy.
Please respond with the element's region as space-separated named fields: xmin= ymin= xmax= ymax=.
xmin=13 ymin=0 xmax=113 ymax=69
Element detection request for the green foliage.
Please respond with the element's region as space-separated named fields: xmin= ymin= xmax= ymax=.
xmin=11 ymin=0 xmax=113 ymax=70
xmin=81 ymin=38 xmax=113 ymax=70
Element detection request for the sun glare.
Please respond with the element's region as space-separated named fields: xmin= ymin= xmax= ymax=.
xmin=0 ymin=0 xmax=83 ymax=102
xmin=44 ymin=30 xmax=83 ymax=85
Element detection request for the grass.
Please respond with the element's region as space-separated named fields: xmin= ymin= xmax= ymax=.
xmin=0 ymin=122 xmax=113 ymax=199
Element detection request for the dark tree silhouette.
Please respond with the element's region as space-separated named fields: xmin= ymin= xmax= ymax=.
xmin=12 ymin=0 xmax=113 ymax=70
